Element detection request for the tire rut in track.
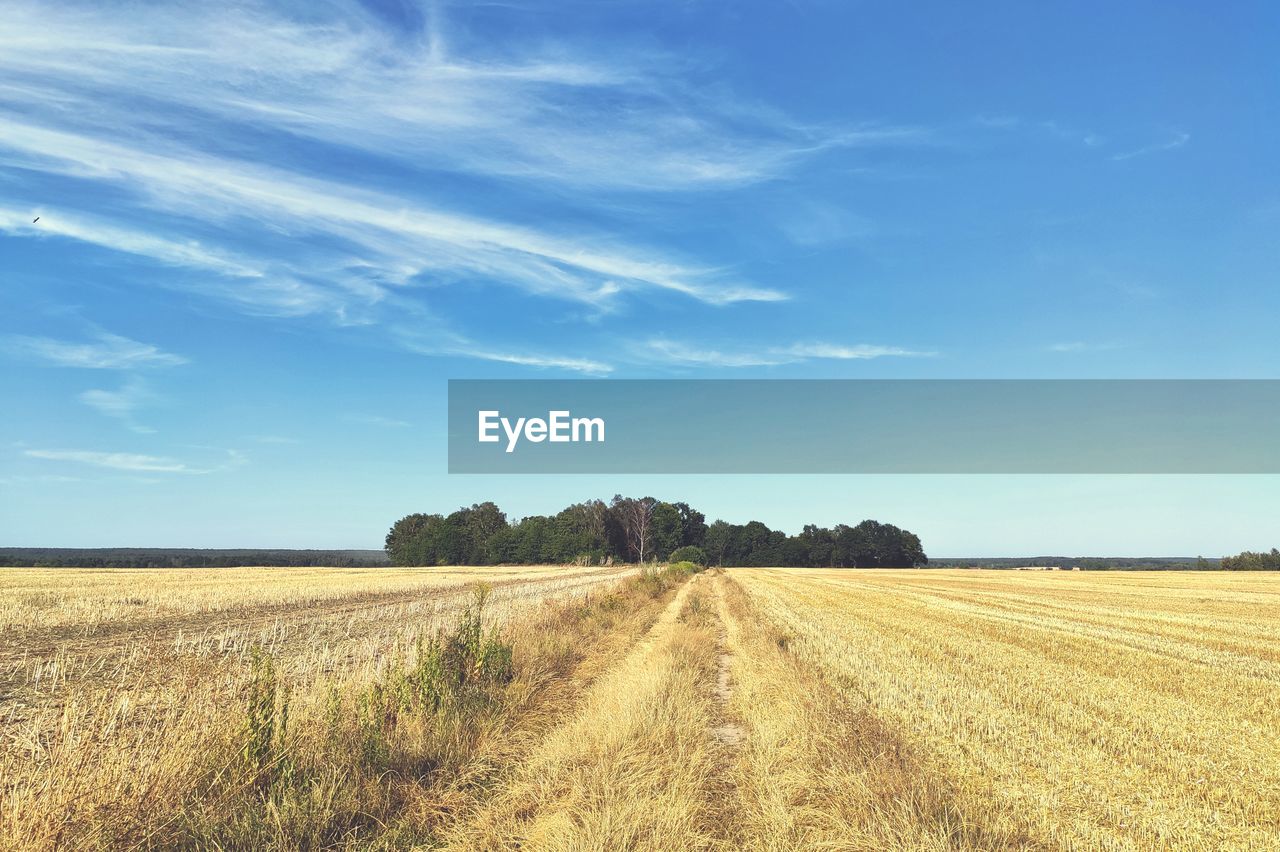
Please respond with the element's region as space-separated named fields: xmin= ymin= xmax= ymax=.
xmin=709 ymin=575 xmax=745 ymax=748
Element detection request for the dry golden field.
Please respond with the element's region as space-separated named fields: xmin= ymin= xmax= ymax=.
xmin=0 ymin=564 xmax=645 ymax=849
xmin=728 ymin=568 xmax=1280 ymax=851
xmin=2 ymin=565 xmax=1277 ymax=850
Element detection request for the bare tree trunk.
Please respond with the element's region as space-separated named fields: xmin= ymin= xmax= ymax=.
xmin=613 ymin=495 xmax=657 ymax=564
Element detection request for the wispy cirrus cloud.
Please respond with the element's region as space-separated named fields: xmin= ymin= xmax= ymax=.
xmin=0 ymin=473 xmax=85 ymax=485
xmin=79 ymin=379 xmax=157 ymax=433
xmin=639 ymin=339 xmax=933 ymax=368
xmin=0 ymin=1 xmax=930 ymax=373
xmin=344 ymin=414 xmax=412 ymax=428
xmin=441 ymin=346 xmax=613 ymax=375
xmin=0 ymin=207 xmax=262 ymax=279
xmin=25 ymin=449 xmax=209 ymax=474
xmin=0 ymin=1 xmax=908 ymax=193
xmin=23 ymin=446 xmax=245 ymax=474
xmin=1112 ymin=131 xmax=1190 ymax=161
xmin=781 ymin=342 xmax=933 ymax=360
xmin=1 ymin=332 xmax=186 ymax=369
xmin=1047 ymin=341 xmax=1123 ymax=353
xmin=0 ymin=120 xmax=786 ymax=309
xmin=973 ymin=115 xmax=1192 ymax=163
xmin=392 ymin=326 xmax=614 ymax=375
xmin=0 ymin=0 xmax=942 ymax=370
xmin=974 ymin=115 xmax=1105 ymax=149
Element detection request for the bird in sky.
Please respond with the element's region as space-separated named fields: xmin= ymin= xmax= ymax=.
xmin=32 ymin=216 xmax=39 ymax=223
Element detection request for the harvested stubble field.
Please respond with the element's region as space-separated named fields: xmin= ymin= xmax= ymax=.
xmin=2 ymin=566 xmax=1277 ymax=850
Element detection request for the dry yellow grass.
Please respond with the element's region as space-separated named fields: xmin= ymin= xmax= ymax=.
xmin=1 ymin=564 xmax=631 ymax=718
xmin=444 ymin=568 xmax=1279 ymax=851
xmin=0 ymin=564 xmax=625 ymax=632
xmin=0 ymin=563 xmax=656 ymax=850
xmin=443 ymin=575 xmax=723 ymax=851
xmin=4 ymin=564 xmax=1276 ymax=850
xmin=442 ymin=569 xmax=1035 ymax=852
xmin=732 ymin=568 xmax=1280 ymax=850
xmin=713 ymin=574 xmax=1031 ymax=851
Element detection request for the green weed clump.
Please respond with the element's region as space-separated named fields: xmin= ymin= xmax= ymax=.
xmin=241 ymin=646 xmax=293 ymax=792
xmin=197 ymin=584 xmax=520 ymax=847
xmin=632 ymin=561 xmax=701 ymax=598
xmin=356 ymin=584 xmax=514 ymax=768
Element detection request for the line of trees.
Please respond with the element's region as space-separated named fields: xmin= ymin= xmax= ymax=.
xmin=384 ymin=496 xmax=928 ymax=568
xmin=935 ymin=557 xmax=1220 ymax=571
xmin=1221 ymin=549 xmax=1280 ymax=571
xmin=0 ymin=548 xmax=390 ymax=568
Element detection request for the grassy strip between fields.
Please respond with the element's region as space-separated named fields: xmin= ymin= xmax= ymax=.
xmin=439 ymin=572 xmax=724 ymax=850
xmin=3 ymin=564 xmax=697 ymax=851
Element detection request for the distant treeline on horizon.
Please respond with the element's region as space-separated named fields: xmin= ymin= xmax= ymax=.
xmin=2 ymin=547 xmax=1274 ymax=571
xmin=386 ymin=496 xmax=930 ymax=568
xmin=0 ymin=548 xmax=391 ymax=568
xmin=933 ymin=556 xmax=1222 ymax=571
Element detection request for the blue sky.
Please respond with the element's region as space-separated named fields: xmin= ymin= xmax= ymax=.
xmin=2 ymin=0 xmax=1279 ymax=555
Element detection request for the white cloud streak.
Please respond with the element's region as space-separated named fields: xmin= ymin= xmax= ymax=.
xmin=0 ymin=120 xmax=786 ymax=307
xmin=780 ymin=343 xmax=932 ymax=360
xmin=248 ymin=435 xmax=299 ymax=445
xmin=0 ymin=207 xmax=262 ymax=279
xmin=2 ymin=332 xmax=187 ymax=369
xmin=1112 ymin=132 xmax=1190 ymax=161
xmin=393 ymin=326 xmax=613 ymax=374
xmin=344 ymin=414 xmax=411 ymax=428
xmin=640 ymin=339 xmax=933 ymax=368
xmin=24 ymin=449 xmax=209 ymax=473
xmin=438 ymin=346 xmax=613 ymax=375
xmin=0 ymin=1 xmax=899 ymax=192
xmin=0 ymin=1 xmax=889 ymax=321
xmin=1047 ymin=341 xmax=1122 ymax=353
xmin=78 ymin=379 xmax=156 ymax=433
xmin=0 ymin=0 xmax=927 ymax=373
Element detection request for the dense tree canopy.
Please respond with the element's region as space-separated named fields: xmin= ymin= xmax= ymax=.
xmin=669 ymin=546 xmax=707 ymax=565
xmin=0 ymin=548 xmax=388 ymax=568
xmin=384 ymin=496 xmax=928 ymax=568
xmin=1221 ymin=549 xmax=1280 ymax=571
